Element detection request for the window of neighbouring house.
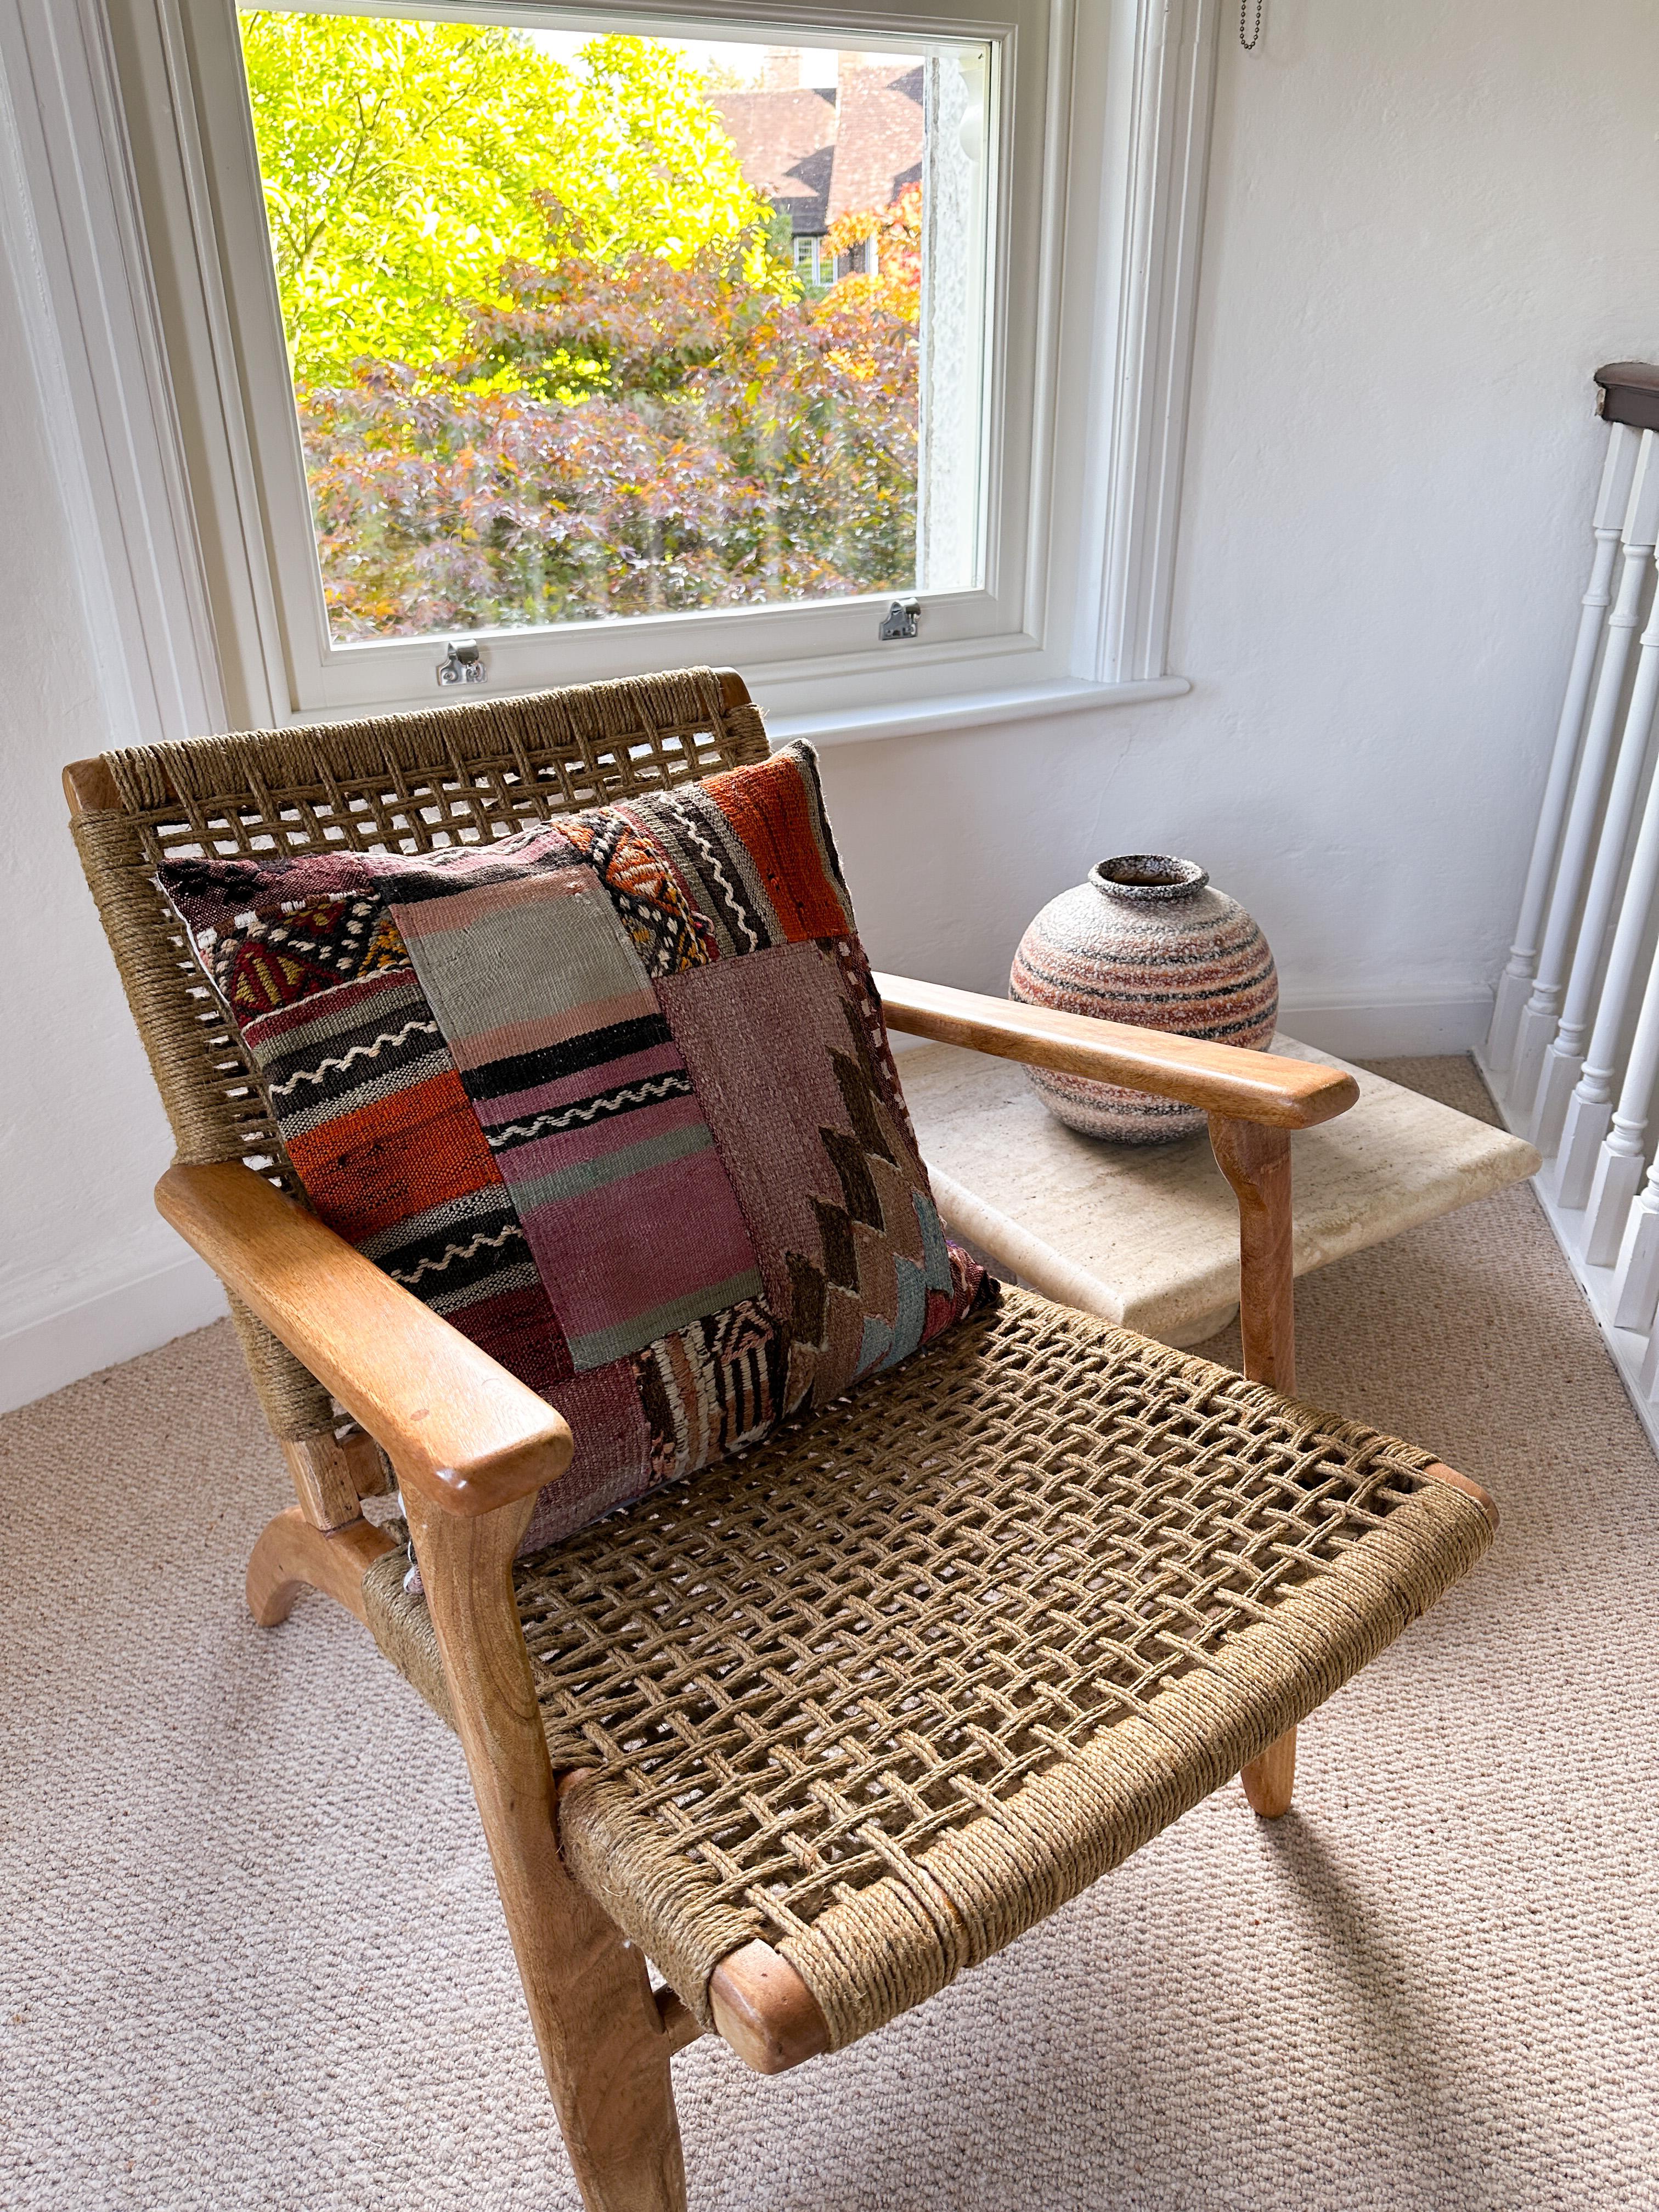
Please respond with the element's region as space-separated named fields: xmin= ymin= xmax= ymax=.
xmin=232 ymin=9 xmax=992 ymax=652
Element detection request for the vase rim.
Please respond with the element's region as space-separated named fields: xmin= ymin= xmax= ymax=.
xmin=1089 ymin=854 xmax=1209 ymax=902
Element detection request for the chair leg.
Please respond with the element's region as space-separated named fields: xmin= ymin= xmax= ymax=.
xmin=1241 ymin=1725 xmax=1297 ymax=1819
xmin=1211 ymin=1116 xmax=1300 ymax=1821
xmin=530 ymin=1919 xmax=686 ymax=2212
xmin=246 ymin=1505 xmax=397 ymax=1626
xmin=403 ymin=1487 xmax=686 ymax=2212
xmin=1207 ymin=1114 xmax=1296 ymax=1397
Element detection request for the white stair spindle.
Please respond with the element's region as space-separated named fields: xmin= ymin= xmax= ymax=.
xmin=1616 ymin=1199 xmax=1659 ymax=1336
xmin=1588 ymin=1087 xmax=1655 ymax=1277
xmin=1606 ymin=963 xmax=1659 ymax=1307
xmin=1537 ymin=539 xmax=1659 ymax=1159
xmin=1488 ymin=421 xmax=1642 ymax=1077
xmin=1484 ymin=366 xmax=1659 ymax=1464
xmin=1511 ymin=430 xmax=1659 ymax=1119
xmin=1585 ymin=1133 xmax=1648 ymax=1274
xmin=1556 ymin=569 xmax=1659 ymax=1205
xmin=1556 ymin=1095 xmax=1613 ymax=1214
xmin=1584 ymin=931 xmax=1659 ymax=1269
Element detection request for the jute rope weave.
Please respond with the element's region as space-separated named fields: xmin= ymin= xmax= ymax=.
xmin=363 ymin=1285 xmax=1492 ymax=2049
xmin=68 ymin=670 xmax=769 ymax=1440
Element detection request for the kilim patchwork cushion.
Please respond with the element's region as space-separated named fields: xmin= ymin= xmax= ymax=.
xmin=158 ymin=742 xmax=987 ymax=1548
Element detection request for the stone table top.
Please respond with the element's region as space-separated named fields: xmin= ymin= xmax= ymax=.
xmin=900 ymin=1035 xmax=1541 ymax=1347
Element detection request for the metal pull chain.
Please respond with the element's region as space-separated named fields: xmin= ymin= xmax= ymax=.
xmin=1240 ymin=0 xmax=1263 ymax=49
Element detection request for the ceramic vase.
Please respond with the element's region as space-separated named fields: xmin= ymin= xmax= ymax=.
xmin=1009 ymin=855 xmax=1278 ymax=1143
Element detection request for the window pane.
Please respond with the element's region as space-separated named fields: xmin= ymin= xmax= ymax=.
xmin=234 ymin=8 xmax=993 ymax=643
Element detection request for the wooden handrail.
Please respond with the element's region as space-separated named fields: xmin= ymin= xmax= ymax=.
xmin=1595 ymin=361 xmax=1659 ymax=433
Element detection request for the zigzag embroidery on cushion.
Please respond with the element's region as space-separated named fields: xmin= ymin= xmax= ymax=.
xmin=774 ymin=1036 xmax=946 ymax=1414
xmin=205 ymin=898 xmax=409 ymax=1016
xmin=608 ymin=886 xmax=715 ymax=978
xmin=781 ymin=1203 xmax=944 ymax=1414
xmin=832 ymin=938 xmax=919 ymax=1147
xmin=652 ymin=789 xmax=768 ymax=953
xmin=831 ymin=1046 xmax=900 ymax=1166
xmin=565 ymin=810 xmax=716 ymax=977
xmin=487 ymin=1071 xmax=695 ymax=1151
xmin=351 ymin=1189 xmax=545 ymax=1330
xmin=264 ymin=1018 xmax=441 ymax=1098
xmin=779 ymin=1250 xmax=862 ymax=1415
xmin=391 ymin=1220 xmax=527 ymax=1289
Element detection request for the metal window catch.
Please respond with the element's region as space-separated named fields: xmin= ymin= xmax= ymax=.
xmin=879 ymin=596 xmax=920 ymax=642
xmin=437 ymin=636 xmax=486 ymax=687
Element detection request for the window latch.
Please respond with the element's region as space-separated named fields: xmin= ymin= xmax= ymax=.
xmin=437 ymin=637 xmax=486 ymax=687
xmin=879 ymin=596 xmax=920 ymax=642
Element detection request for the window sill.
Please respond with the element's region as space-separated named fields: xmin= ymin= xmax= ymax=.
xmin=765 ymin=674 xmax=1191 ymax=751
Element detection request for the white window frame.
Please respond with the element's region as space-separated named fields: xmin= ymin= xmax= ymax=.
xmin=2 ymin=0 xmax=1217 ymax=746
xmin=791 ymin=231 xmax=822 ymax=284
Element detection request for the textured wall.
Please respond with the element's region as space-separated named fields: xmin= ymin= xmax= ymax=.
xmin=823 ymin=0 xmax=1659 ymax=1024
xmin=5 ymin=0 xmax=1659 ymax=1401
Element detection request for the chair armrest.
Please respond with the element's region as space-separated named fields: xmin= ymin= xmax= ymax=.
xmin=873 ymin=973 xmax=1358 ymax=1130
xmin=156 ymin=1161 xmax=572 ymax=1517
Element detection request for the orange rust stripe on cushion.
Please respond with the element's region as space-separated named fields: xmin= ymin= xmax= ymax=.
xmin=702 ymin=751 xmax=854 ymax=944
xmin=287 ymin=1069 xmax=512 ymax=1245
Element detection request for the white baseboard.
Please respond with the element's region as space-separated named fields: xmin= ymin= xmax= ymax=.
xmin=1277 ymin=993 xmax=1493 ymax=1060
xmin=0 ymin=1253 xmax=229 ymax=1416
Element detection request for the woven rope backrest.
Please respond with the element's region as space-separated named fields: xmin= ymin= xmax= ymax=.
xmin=69 ymin=667 xmax=769 ymax=1437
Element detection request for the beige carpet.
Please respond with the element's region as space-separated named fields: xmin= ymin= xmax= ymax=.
xmin=4 ymin=1058 xmax=1656 ymax=2211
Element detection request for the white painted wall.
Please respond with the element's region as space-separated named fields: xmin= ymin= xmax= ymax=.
xmin=0 ymin=208 xmax=226 ymax=1413
xmin=4 ymin=0 xmax=1658 ymax=1405
xmin=824 ymin=0 xmax=1659 ymax=1039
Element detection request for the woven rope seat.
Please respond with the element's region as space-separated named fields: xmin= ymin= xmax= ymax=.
xmin=364 ymin=1281 xmax=1492 ymax=2051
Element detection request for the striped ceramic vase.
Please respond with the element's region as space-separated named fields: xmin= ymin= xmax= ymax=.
xmin=1009 ymin=855 xmax=1278 ymax=1142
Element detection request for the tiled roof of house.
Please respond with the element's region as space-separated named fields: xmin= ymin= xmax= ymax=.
xmin=710 ymin=64 xmax=923 ymax=238
xmin=708 ymin=85 xmax=838 ymax=234
xmin=826 ymin=65 xmax=923 ymax=225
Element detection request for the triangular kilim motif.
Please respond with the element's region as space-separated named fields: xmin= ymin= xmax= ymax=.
xmin=779 ymin=1037 xmax=952 ymax=1413
xmin=213 ymin=896 xmax=408 ymax=1015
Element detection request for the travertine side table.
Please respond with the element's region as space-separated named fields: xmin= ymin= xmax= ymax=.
xmin=901 ymin=1036 xmax=1539 ymax=1347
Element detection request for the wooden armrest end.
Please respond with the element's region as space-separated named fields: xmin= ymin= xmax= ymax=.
xmin=156 ymin=1162 xmax=572 ymax=1516
xmin=873 ymin=973 xmax=1358 ymax=1130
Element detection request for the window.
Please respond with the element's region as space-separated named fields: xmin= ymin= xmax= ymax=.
xmin=232 ymin=18 xmax=987 ymax=646
xmin=89 ymin=0 xmax=1217 ymax=733
xmin=791 ymin=233 xmax=871 ymax=287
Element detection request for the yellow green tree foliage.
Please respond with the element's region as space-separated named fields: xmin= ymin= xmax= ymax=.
xmin=239 ymin=15 xmax=924 ymax=634
xmin=239 ymin=16 xmax=770 ymax=379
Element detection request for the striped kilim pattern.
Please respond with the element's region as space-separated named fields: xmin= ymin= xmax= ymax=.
xmin=159 ymin=743 xmax=985 ymax=1546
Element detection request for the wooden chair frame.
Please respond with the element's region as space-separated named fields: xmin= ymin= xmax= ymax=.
xmin=64 ymin=672 xmax=1492 ymax=2211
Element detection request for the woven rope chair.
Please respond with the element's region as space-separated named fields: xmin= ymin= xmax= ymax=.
xmin=66 ymin=668 xmax=1496 ymax=2210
